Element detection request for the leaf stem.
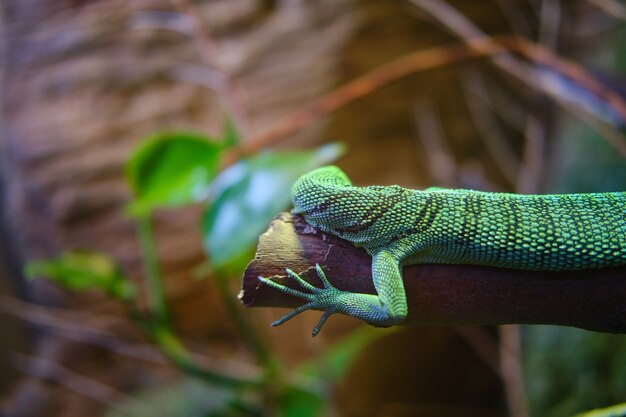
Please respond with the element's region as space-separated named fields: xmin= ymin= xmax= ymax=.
xmin=136 ymin=215 xmax=169 ymax=327
xmin=214 ymin=273 xmax=278 ymax=373
xmin=135 ymin=215 xmax=262 ymax=388
xmin=151 ymin=324 xmax=261 ymax=389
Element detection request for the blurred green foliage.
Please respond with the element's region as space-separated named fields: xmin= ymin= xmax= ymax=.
xmin=26 ymin=250 xmax=136 ymax=301
xmin=125 ymin=131 xmax=225 ymax=217
xmin=524 ymin=327 xmax=626 ymax=417
xmin=25 ymin=125 xmax=376 ymax=417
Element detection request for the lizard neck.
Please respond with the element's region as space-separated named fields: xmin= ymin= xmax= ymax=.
xmin=304 ymin=185 xmax=429 ymax=247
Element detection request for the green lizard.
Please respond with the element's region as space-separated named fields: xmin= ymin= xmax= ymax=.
xmin=258 ymin=165 xmax=626 ymax=336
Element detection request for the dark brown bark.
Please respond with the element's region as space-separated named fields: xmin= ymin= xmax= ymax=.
xmin=242 ymin=213 xmax=626 ymax=334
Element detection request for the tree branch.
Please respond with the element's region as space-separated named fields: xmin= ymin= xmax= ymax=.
xmin=241 ymin=213 xmax=626 ymax=334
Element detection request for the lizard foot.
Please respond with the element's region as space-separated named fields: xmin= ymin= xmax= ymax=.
xmin=259 ymin=264 xmax=398 ymax=335
xmin=258 ymin=264 xmax=345 ymax=336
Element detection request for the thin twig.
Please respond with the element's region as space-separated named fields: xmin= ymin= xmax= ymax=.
xmin=516 ymin=0 xmax=561 ymax=195
xmin=0 ymin=295 xmax=261 ymax=382
xmin=241 ymin=42 xmax=481 ymax=158
xmin=511 ymin=37 xmax=626 ymax=119
xmin=168 ymin=0 xmax=250 ymax=133
xmin=0 ymin=295 xmax=130 ymax=334
xmin=498 ymin=326 xmax=529 ymax=417
xmin=130 ymin=11 xmax=195 ymax=35
xmin=410 ymin=0 xmax=626 ymax=120
xmin=472 ymin=80 xmax=528 ymax=133
xmin=538 ymin=0 xmax=561 ymax=49
xmin=460 ymin=68 xmax=523 ymax=186
xmin=170 ymin=63 xmax=232 ymax=93
xmin=407 ymin=0 xmax=626 ymax=149
xmin=238 ymin=35 xmax=626 ymax=159
xmin=516 ymin=112 xmax=546 ymax=194
xmin=585 ymin=0 xmax=626 ymax=20
xmin=413 ymin=97 xmax=458 ymax=186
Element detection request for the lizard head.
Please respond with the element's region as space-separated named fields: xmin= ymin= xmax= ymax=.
xmin=291 ymin=165 xmax=352 ymax=216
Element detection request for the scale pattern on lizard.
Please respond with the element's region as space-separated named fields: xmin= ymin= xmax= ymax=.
xmin=259 ymin=166 xmax=626 ymax=335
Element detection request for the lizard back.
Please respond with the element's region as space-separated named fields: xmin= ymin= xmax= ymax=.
xmin=292 ymin=166 xmax=626 ymax=271
xmin=407 ymin=190 xmax=626 ymax=271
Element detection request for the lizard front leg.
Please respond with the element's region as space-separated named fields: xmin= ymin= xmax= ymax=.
xmin=370 ymin=250 xmax=408 ymax=324
xmin=258 ymin=250 xmax=407 ymax=336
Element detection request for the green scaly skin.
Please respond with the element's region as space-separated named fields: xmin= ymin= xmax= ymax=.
xmin=259 ymin=166 xmax=626 ymax=336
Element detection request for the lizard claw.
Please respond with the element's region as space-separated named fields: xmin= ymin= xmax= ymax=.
xmin=258 ymin=264 xmax=341 ymax=336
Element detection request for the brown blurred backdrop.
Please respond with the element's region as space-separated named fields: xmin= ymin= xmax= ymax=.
xmin=2 ymin=1 xmax=625 ymax=416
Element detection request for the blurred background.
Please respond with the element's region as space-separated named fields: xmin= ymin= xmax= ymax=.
xmin=2 ymin=0 xmax=626 ymax=416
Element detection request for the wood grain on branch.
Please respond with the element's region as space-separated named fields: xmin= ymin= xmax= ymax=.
xmin=241 ymin=213 xmax=626 ymax=334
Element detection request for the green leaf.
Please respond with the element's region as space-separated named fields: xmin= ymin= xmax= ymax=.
xmin=26 ymin=251 xmax=136 ymax=301
xmin=222 ymin=118 xmax=240 ymax=149
xmin=201 ymin=143 xmax=344 ymax=272
xmin=523 ymin=326 xmax=626 ymax=417
xmin=125 ymin=132 xmax=223 ymax=216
